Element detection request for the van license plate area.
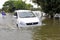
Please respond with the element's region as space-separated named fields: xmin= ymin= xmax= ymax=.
xmin=26 ymin=22 xmax=38 ymax=25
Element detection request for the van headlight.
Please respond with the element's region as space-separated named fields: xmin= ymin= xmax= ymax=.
xmin=20 ymin=22 xmax=25 ymax=25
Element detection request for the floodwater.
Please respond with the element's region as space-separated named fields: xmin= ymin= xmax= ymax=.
xmin=32 ymin=18 xmax=60 ymax=40
xmin=0 ymin=14 xmax=33 ymax=40
xmin=0 ymin=13 xmax=48 ymax=40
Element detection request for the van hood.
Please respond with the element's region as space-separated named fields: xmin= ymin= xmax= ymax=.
xmin=18 ymin=17 xmax=40 ymax=23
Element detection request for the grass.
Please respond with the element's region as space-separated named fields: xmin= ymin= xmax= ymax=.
xmin=32 ymin=18 xmax=60 ymax=40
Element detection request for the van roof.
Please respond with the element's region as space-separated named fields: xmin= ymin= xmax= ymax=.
xmin=32 ymin=11 xmax=41 ymax=12
xmin=15 ymin=10 xmax=31 ymax=12
xmin=32 ymin=11 xmax=41 ymax=13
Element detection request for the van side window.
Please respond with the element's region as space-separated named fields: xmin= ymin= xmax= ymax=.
xmin=36 ymin=13 xmax=39 ymax=16
xmin=14 ymin=12 xmax=17 ymax=16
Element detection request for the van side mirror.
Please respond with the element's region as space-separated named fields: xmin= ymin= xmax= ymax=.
xmin=14 ymin=13 xmax=17 ymax=16
xmin=13 ymin=12 xmax=18 ymax=18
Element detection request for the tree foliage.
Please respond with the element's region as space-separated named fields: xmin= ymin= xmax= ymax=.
xmin=3 ymin=0 xmax=32 ymax=12
xmin=3 ymin=1 xmax=14 ymax=12
xmin=33 ymin=0 xmax=60 ymax=15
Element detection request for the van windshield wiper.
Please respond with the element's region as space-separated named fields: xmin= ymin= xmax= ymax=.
xmin=25 ymin=16 xmax=31 ymax=18
xmin=25 ymin=16 xmax=35 ymax=18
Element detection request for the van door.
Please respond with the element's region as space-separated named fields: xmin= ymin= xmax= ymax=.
xmin=13 ymin=12 xmax=18 ymax=24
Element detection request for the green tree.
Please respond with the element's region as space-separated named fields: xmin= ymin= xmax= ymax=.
xmin=26 ymin=4 xmax=33 ymax=10
xmin=33 ymin=0 xmax=60 ymax=18
xmin=3 ymin=0 xmax=32 ymax=12
xmin=3 ymin=1 xmax=15 ymax=12
xmin=13 ymin=1 xmax=26 ymax=10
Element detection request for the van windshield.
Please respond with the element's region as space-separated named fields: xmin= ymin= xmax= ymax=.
xmin=18 ymin=12 xmax=36 ymax=18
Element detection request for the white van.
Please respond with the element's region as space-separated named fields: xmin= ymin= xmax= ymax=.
xmin=13 ymin=10 xmax=42 ymax=27
xmin=32 ymin=11 xmax=46 ymax=20
xmin=32 ymin=11 xmax=42 ymax=19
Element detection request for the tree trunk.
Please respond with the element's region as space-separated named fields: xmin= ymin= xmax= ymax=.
xmin=50 ymin=15 xmax=54 ymax=19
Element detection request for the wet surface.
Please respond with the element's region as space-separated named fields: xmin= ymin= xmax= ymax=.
xmin=32 ymin=18 xmax=60 ymax=40
xmin=0 ymin=29 xmax=33 ymax=40
xmin=0 ymin=14 xmax=33 ymax=40
xmin=1 ymin=13 xmax=59 ymax=40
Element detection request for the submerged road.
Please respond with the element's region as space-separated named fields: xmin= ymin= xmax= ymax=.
xmin=0 ymin=14 xmax=33 ymax=40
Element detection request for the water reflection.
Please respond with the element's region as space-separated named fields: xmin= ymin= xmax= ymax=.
xmin=32 ymin=18 xmax=60 ymax=40
xmin=0 ymin=27 xmax=33 ymax=40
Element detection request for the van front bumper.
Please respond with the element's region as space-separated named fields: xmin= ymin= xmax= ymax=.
xmin=18 ymin=23 xmax=42 ymax=27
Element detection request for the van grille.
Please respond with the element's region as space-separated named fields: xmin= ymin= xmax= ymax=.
xmin=26 ymin=22 xmax=38 ymax=25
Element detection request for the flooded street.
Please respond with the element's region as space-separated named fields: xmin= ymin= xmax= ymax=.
xmin=0 ymin=14 xmax=33 ymax=40
xmin=32 ymin=18 xmax=60 ymax=40
xmin=1 ymin=13 xmax=60 ymax=40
